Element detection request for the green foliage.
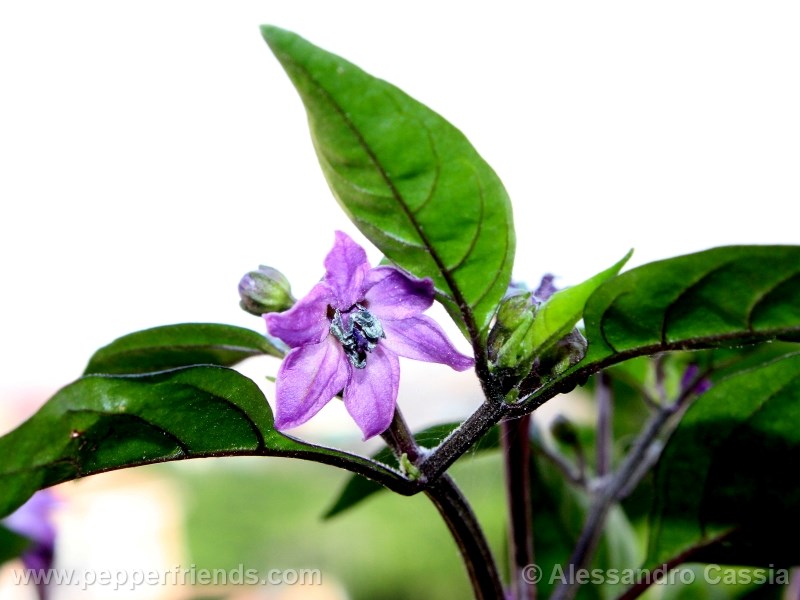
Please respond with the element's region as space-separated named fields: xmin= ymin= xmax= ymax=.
xmin=0 ymin=366 xmax=405 ymax=519
xmin=261 ymin=26 xmax=515 ymax=337
xmin=0 ymin=524 xmax=30 ymax=565
xmin=648 ymin=352 xmax=800 ymax=567
xmin=4 ymin=23 xmax=800 ymax=600
xmin=584 ymin=246 xmax=800 ymax=363
xmin=85 ymin=323 xmax=284 ymax=375
xmin=525 ymin=246 xmax=800 ymax=406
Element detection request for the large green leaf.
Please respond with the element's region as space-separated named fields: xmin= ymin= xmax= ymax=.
xmin=84 ymin=323 xmax=284 ymax=375
xmin=0 ymin=366 xmax=407 ymax=519
xmin=261 ymin=26 xmax=515 ymax=337
xmin=584 ymin=246 xmax=800 ymax=363
xmin=521 ymin=246 xmax=800 ymax=406
xmin=647 ymin=353 xmax=800 ymax=567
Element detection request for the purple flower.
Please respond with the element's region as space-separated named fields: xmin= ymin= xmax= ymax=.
xmin=265 ymin=231 xmax=475 ymax=439
xmin=4 ymin=490 xmax=58 ymax=575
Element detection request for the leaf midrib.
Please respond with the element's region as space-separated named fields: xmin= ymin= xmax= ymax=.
xmin=519 ymin=324 xmax=800 ymax=411
xmin=282 ymin=51 xmax=481 ymax=340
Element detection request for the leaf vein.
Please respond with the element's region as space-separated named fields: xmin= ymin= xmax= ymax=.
xmin=746 ymin=271 xmax=800 ymax=331
xmin=289 ymin=58 xmax=480 ymax=339
xmin=660 ymin=262 xmax=736 ymax=346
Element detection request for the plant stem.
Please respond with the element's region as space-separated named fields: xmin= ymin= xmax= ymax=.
xmin=532 ymin=435 xmax=586 ymax=487
xmin=426 ymin=475 xmax=506 ymax=600
xmin=419 ymin=400 xmax=507 ymax=482
xmin=595 ymin=372 xmax=612 ymax=477
xmin=383 ymin=408 xmax=423 ymax=463
xmin=550 ymin=392 xmax=687 ymax=600
xmin=383 ymin=409 xmax=505 ymax=600
xmin=502 ymin=415 xmax=536 ymax=600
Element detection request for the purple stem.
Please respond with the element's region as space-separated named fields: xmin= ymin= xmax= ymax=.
xmin=502 ymin=415 xmax=536 ymax=600
xmin=595 ymin=373 xmax=613 ymax=477
xmin=383 ymin=409 xmax=504 ymax=600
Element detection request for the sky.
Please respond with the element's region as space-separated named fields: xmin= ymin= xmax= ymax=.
xmin=1 ymin=1 xmax=798 ymax=422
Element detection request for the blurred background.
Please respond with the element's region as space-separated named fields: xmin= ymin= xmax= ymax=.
xmin=1 ymin=1 xmax=798 ymax=598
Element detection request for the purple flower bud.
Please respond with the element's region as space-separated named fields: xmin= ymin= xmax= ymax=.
xmin=693 ymin=378 xmax=712 ymax=396
xmin=238 ymin=265 xmax=295 ymax=316
xmin=680 ymin=363 xmax=700 ymax=390
xmin=533 ymin=273 xmax=558 ymax=303
xmin=681 ymin=364 xmax=712 ymax=396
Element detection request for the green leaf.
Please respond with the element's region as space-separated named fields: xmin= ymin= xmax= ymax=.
xmin=585 ymin=246 xmax=800 ymax=362
xmin=522 ymin=246 xmax=800 ymax=406
xmin=84 ymin=323 xmax=284 ymax=375
xmin=605 ymin=346 xmax=800 ymax=523
xmin=261 ymin=26 xmax=515 ymax=337
xmin=526 ymin=250 xmax=632 ymax=358
xmin=647 ymin=352 xmax=800 ymax=567
xmin=693 ymin=341 xmax=800 ymax=384
xmin=0 ymin=524 xmax=30 ymax=565
xmin=0 ymin=366 xmax=407 ymax=519
xmin=325 ymin=423 xmax=501 ymax=518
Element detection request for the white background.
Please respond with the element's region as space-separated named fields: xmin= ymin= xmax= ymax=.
xmin=1 ymin=1 xmax=798 ymax=415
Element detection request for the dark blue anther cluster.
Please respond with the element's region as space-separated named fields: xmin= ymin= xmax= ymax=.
xmin=329 ymin=305 xmax=386 ymax=368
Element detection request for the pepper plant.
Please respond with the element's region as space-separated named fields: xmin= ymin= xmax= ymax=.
xmin=2 ymin=26 xmax=800 ymax=600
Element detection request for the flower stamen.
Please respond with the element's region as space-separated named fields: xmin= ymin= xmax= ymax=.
xmin=329 ymin=304 xmax=385 ymax=369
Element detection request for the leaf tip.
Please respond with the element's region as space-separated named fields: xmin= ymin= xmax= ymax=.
xmin=609 ymin=248 xmax=634 ymax=277
xmin=259 ymin=25 xmax=291 ymax=55
xmin=620 ymin=248 xmax=634 ymax=268
xmin=259 ymin=24 xmax=282 ymax=40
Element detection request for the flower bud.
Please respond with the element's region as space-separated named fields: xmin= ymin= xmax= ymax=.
xmin=497 ymin=292 xmax=535 ymax=330
xmin=533 ymin=273 xmax=557 ymax=302
xmin=238 ymin=266 xmax=295 ymax=316
xmin=488 ymin=292 xmax=537 ymax=368
xmin=680 ymin=363 xmax=712 ymax=396
xmin=537 ymin=328 xmax=588 ymax=378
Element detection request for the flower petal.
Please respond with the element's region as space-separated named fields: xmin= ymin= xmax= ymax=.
xmin=265 ymin=282 xmax=333 ymax=348
xmin=273 ymin=337 xmax=350 ymax=431
xmin=343 ymin=345 xmax=399 ymax=439
xmin=533 ymin=274 xmax=558 ymax=302
xmin=324 ymin=231 xmax=370 ymax=309
xmin=382 ymin=315 xmax=475 ymax=371
xmin=363 ymin=266 xmax=434 ymax=319
xmin=4 ymin=490 xmax=57 ymax=546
